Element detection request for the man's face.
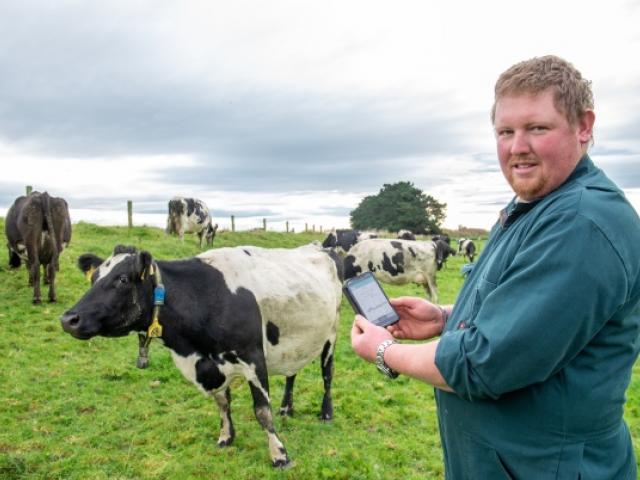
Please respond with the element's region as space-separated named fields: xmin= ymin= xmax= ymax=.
xmin=493 ymin=89 xmax=593 ymax=201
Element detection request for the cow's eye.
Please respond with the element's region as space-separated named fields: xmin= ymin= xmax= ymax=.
xmin=119 ymin=275 xmax=129 ymax=284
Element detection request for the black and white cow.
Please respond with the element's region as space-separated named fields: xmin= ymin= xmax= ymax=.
xmin=5 ymin=191 xmax=72 ymax=304
xmin=343 ymin=238 xmax=440 ymax=302
xmin=458 ymin=238 xmax=477 ymax=263
xmin=397 ymin=229 xmax=416 ymax=240
xmin=60 ymin=244 xmax=343 ymax=467
xmin=434 ymin=239 xmax=457 ymax=268
xmin=166 ymin=197 xmax=218 ymax=248
xmin=321 ymin=228 xmax=377 ymax=255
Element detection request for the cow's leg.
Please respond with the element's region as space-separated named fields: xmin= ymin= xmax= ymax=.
xmin=46 ymin=262 xmax=56 ymax=302
xmin=213 ymin=388 xmax=235 ymax=447
xmin=319 ymin=340 xmax=334 ymax=421
xmin=198 ymin=231 xmax=204 ymax=249
xmin=136 ymin=333 xmax=149 ymax=369
xmin=26 ymin=245 xmax=41 ymax=304
xmin=247 ymin=374 xmax=289 ymax=467
xmin=279 ymin=375 xmax=296 ymax=416
xmin=424 ymin=278 xmax=438 ymax=304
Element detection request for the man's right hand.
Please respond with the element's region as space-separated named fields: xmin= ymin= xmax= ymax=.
xmin=387 ymin=296 xmax=447 ymax=340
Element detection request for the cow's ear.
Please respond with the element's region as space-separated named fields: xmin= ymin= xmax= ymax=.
xmin=134 ymin=251 xmax=153 ymax=280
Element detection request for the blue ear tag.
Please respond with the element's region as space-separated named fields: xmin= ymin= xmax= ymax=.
xmin=154 ymin=284 xmax=165 ymax=306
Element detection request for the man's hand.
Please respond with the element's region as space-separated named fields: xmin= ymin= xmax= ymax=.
xmin=351 ymin=315 xmax=394 ymax=363
xmin=387 ymin=296 xmax=446 ymax=340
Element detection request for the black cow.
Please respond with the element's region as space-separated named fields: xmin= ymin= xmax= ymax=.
xmin=61 ymin=244 xmax=343 ymax=467
xmin=166 ymin=197 xmax=218 ymax=248
xmin=458 ymin=238 xmax=477 ymax=262
xmin=5 ymin=191 xmax=71 ymax=303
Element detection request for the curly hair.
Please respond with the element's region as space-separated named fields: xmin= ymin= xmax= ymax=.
xmin=491 ymin=55 xmax=594 ymax=127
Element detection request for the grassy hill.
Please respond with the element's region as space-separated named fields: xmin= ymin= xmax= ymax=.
xmin=0 ymin=221 xmax=637 ymax=479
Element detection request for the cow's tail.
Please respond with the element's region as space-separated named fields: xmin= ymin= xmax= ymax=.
xmin=41 ymin=192 xmax=60 ymax=270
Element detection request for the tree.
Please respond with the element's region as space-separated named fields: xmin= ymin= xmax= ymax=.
xmin=350 ymin=181 xmax=446 ymax=234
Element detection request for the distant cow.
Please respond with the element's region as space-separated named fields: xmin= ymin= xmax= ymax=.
xmin=458 ymin=238 xmax=477 ymax=262
xmin=434 ymin=239 xmax=457 ymax=269
xmin=166 ymin=197 xmax=218 ymax=248
xmin=344 ymin=238 xmax=440 ymax=302
xmin=61 ymin=244 xmax=343 ymax=467
xmin=322 ymin=228 xmax=377 ymax=255
xmin=5 ymin=191 xmax=71 ymax=304
xmin=397 ymin=229 xmax=416 ymax=240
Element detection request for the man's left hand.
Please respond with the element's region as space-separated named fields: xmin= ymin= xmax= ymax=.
xmin=351 ymin=314 xmax=395 ymax=363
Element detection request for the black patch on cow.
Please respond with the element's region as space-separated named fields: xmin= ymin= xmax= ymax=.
xmin=243 ymin=249 xmax=251 ymax=256
xmin=323 ymin=249 xmax=344 ymax=282
xmin=266 ymin=321 xmax=280 ymax=346
xmin=367 ymin=261 xmax=375 ymax=272
xmin=185 ymin=198 xmax=196 ymax=216
xmin=408 ymin=247 xmax=417 ymax=258
xmin=195 ymin=357 xmax=227 ymax=391
xmin=390 ymin=241 xmax=402 ymax=250
xmin=343 ymin=255 xmax=362 ymax=279
xmin=321 ymin=233 xmax=337 ymax=249
xmin=382 ymin=252 xmax=404 ymax=276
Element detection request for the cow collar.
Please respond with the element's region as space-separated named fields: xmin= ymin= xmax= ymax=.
xmin=142 ymin=261 xmax=165 ymax=347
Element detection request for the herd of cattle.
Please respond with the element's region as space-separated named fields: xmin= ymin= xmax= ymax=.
xmin=4 ymin=191 xmax=478 ymax=467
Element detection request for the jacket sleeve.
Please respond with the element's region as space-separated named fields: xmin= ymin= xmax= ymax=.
xmin=435 ymin=211 xmax=629 ymax=400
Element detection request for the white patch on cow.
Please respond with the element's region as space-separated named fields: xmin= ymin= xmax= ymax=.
xmin=95 ymin=253 xmax=131 ymax=282
xmin=213 ymin=390 xmax=233 ymax=445
xmin=196 ymin=244 xmax=342 ymax=377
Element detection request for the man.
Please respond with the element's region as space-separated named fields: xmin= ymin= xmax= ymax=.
xmin=351 ymin=55 xmax=640 ymax=479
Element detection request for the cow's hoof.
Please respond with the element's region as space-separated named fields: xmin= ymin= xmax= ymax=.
xmin=272 ymin=457 xmax=291 ymax=469
xmin=32 ymin=298 xmax=42 ymax=305
xmin=279 ymin=406 xmax=294 ymax=417
xmin=136 ymin=357 xmax=149 ymax=369
xmin=217 ymin=438 xmax=234 ymax=448
xmin=48 ymin=298 xmax=57 ymax=303
xmin=318 ymin=412 xmax=333 ymax=422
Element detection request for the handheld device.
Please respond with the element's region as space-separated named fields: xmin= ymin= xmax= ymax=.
xmin=343 ymin=272 xmax=399 ymax=327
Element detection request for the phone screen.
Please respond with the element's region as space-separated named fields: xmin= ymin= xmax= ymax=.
xmin=344 ymin=272 xmax=399 ymax=327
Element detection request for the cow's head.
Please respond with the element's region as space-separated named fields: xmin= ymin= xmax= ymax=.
xmin=60 ymin=245 xmax=155 ymax=340
xmin=322 ymin=231 xmax=337 ymax=249
xmin=433 ymin=240 xmax=455 ymax=271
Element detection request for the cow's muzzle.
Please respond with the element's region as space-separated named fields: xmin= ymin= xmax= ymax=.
xmin=60 ymin=311 xmax=91 ymax=339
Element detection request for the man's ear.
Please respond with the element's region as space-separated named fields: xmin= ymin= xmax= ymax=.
xmin=577 ymin=110 xmax=595 ymax=145
xmin=134 ymin=251 xmax=153 ymax=280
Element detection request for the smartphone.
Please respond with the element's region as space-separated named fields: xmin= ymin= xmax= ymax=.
xmin=343 ymin=272 xmax=400 ymax=327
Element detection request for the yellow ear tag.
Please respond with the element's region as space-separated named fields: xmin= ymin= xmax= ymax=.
xmin=85 ymin=267 xmax=96 ymax=282
xmin=148 ymin=316 xmax=163 ymax=338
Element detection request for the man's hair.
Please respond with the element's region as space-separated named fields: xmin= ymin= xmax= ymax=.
xmin=491 ymin=55 xmax=594 ymax=126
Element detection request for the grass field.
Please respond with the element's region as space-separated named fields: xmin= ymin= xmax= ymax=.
xmin=0 ymin=221 xmax=638 ymax=479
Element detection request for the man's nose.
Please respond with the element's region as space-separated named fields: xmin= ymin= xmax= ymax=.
xmin=510 ymin=131 xmax=530 ymax=155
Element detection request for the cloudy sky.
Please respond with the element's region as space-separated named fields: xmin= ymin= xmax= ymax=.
xmin=1 ymin=0 xmax=639 ymax=232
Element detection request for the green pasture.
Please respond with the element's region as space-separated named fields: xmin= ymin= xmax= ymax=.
xmin=0 ymin=221 xmax=638 ymax=479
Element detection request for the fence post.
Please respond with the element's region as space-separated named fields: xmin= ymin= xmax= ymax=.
xmin=26 ymin=185 xmax=33 ymax=195
xmin=231 ymin=215 xmax=235 ymax=232
xmin=312 ymin=224 xmax=315 ymax=232
xmin=263 ymin=218 xmax=267 ymax=231
xmin=127 ymin=200 xmax=133 ymax=228
xmin=305 ymin=223 xmax=308 ymax=232
xmin=286 ymin=221 xmax=289 ymax=233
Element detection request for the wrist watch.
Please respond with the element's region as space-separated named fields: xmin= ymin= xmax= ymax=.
xmin=375 ymin=339 xmax=399 ymax=379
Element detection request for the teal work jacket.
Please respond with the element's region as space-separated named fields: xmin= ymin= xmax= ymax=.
xmin=435 ymin=155 xmax=640 ymax=479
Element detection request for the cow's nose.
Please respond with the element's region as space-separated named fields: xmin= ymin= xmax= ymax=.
xmin=60 ymin=311 xmax=80 ymax=333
